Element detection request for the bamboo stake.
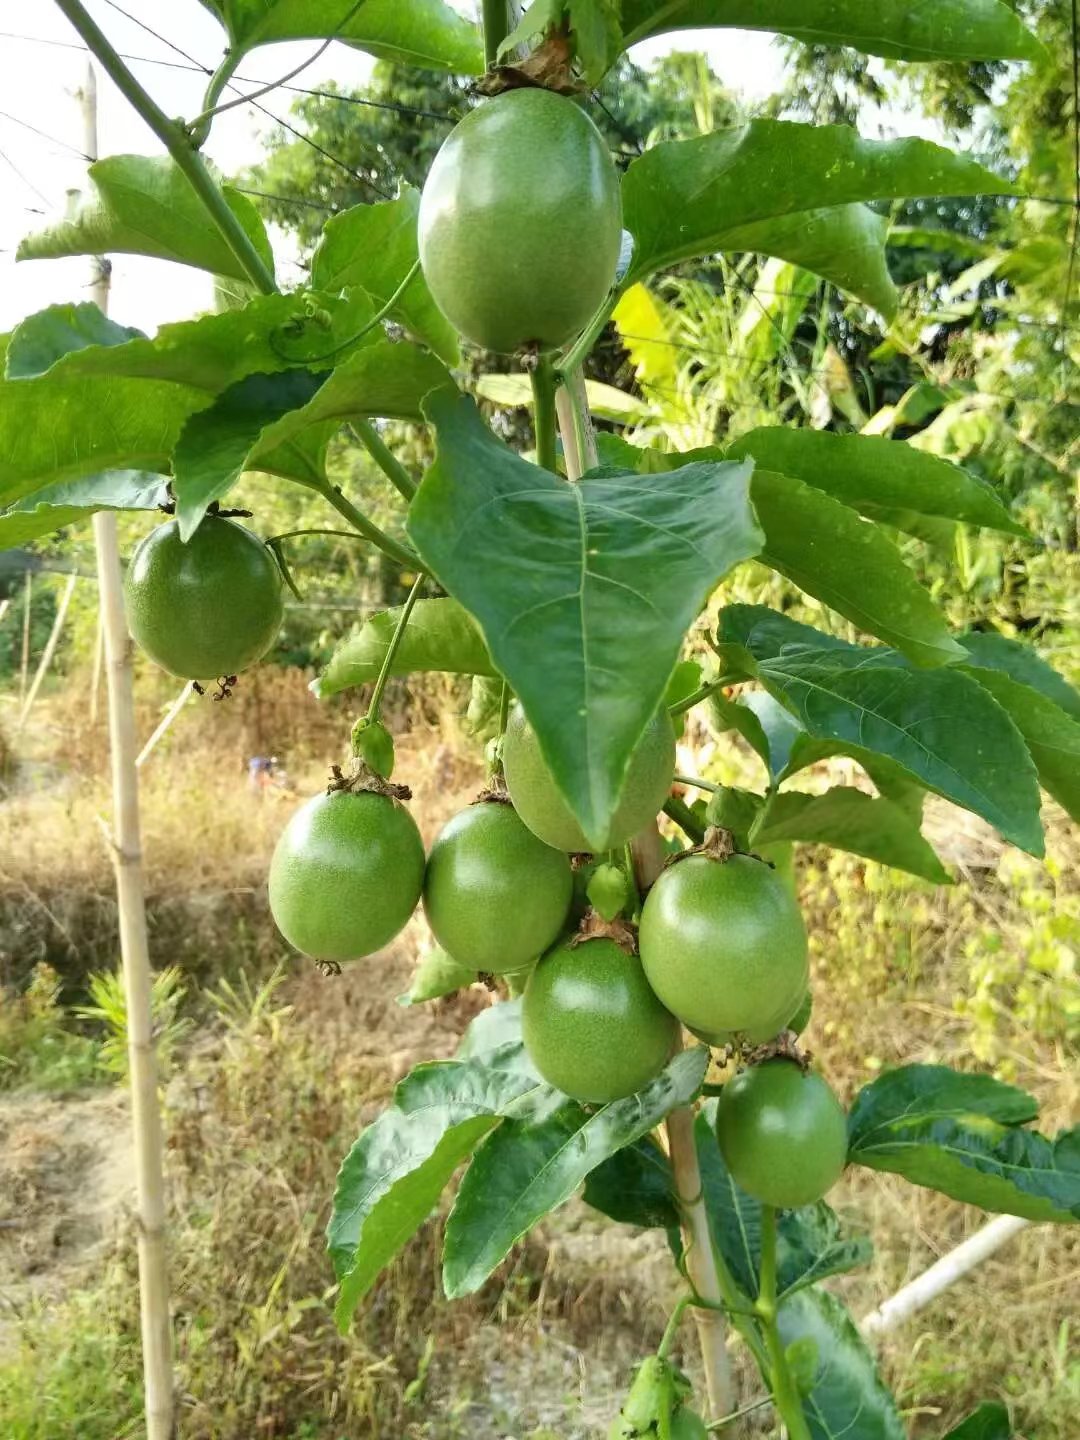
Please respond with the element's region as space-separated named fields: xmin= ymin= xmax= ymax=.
xmin=80 ymin=62 xmax=174 ymax=1440
xmin=136 ymin=682 xmax=195 ymax=770
xmin=17 ymin=571 xmax=78 ymax=730
xmin=19 ymin=571 xmax=32 ymax=705
xmin=554 ymin=371 xmax=734 ymax=1420
xmin=861 ymin=1214 xmax=1030 ymax=1336
xmin=90 ymin=608 xmax=105 ymax=725
xmin=0 ymin=597 xmax=11 ymax=628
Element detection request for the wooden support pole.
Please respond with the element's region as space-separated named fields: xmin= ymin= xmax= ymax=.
xmin=19 ymin=572 xmax=32 ymax=706
xmin=80 ymin=62 xmax=174 ymax=1440
xmin=17 ymin=571 xmax=78 ymax=731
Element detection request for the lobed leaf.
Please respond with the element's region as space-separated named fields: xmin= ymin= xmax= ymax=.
xmin=315 ymin=596 xmax=496 ymax=699
xmin=619 ymin=0 xmax=1041 ymax=62
xmin=442 ymin=1048 xmax=709 ymax=1297
xmin=622 ymin=121 xmax=1013 ymax=309
xmin=197 ymin=0 xmax=483 ymax=72
xmin=941 ymin=1403 xmax=1012 ymax=1440
xmin=728 ymin=428 xmax=1026 ymax=538
xmin=582 ymin=1137 xmax=680 ymax=1231
xmin=0 ymin=471 xmax=167 ymax=548
xmin=848 ymin=1065 xmax=1080 ymax=1222
xmin=328 ymin=1049 xmax=548 ymax=1330
xmin=310 ymin=186 xmax=459 ymax=365
xmin=959 ymin=632 xmax=1080 ymax=720
xmin=958 ymin=669 xmax=1080 ymax=823
xmin=17 ymin=156 xmax=274 ymax=283
xmin=409 ymin=390 xmax=762 ymax=850
xmin=716 ymin=607 xmax=1044 ymax=855
xmin=777 ymin=1288 xmax=906 ymax=1440
xmin=755 ymin=788 xmax=949 ymax=883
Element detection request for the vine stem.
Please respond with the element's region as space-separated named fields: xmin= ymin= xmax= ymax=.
xmin=349 ymin=420 xmax=418 ymax=502
xmin=758 ymin=1207 xmax=813 ymax=1440
xmin=482 ymin=0 xmax=511 ymax=67
xmin=669 ymin=675 xmax=737 ymax=716
xmin=664 ymin=795 xmax=706 ymax=845
xmin=531 ymin=354 xmax=559 ymax=473
xmin=365 ymin=573 xmax=425 ymax=722
xmin=53 ymin=0 xmax=277 ymax=298
xmin=313 ymin=479 xmax=419 ymax=570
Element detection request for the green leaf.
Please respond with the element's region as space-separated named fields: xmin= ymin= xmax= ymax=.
xmin=567 ymin=0 xmax=623 ymax=84
xmin=716 ymin=607 xmax=1044 ymax=856
xmin=173 ymin=370 xmax=326 ymax=538
xmin=620 ymin=0 xmax=1041 ymax=62
xmin=582 ymin=1137 xmax=679 ymax=1230
xmin=314 ymin=597 xmax=496 ymax=699
xmin=0 ymin=471 xmax=167 ymax=547
xmin=174 ymin=342 xmax=449 ymax=535
xmin=848 ymin=1065 xmax=1080 ymax=1222
xmin=310 ymin=187 xmax=459 ymax=366
xmin=622 ymin=121 xmax=1013 ymax=306
xmin=0 ymin=291 xmax=374 ymax=505
xmin=4 ymin=302 xmax=144 ymax=379
xmin=750 ymin=469 xmax=964 ymax=666
xmin=456 ymin=997 xmax=524 ymax=1062
xmin=958 ymin=669 xmax=1080 ymax=823
xmin=696 ymin=1108 xmax=871 ymax=1303
xmin=777 ymin=1288 xmax=906 ymax=1440
xmin=755 ymin=788 xmax=951 ymax=883
xmin=941 ymin=1403 xmax=1011 ymax=1440
xmin=959 ymin=632 xmax=1080 ymax=721
xmin=199 ymin=0 xmax=483 ymax=72
xmin=17 ymin=156 xmax=274 ymax=284
xmin=498 ymin=0 xmax=564 ymax=58
xmin=590 ymin=439 xmax=963 ymax=664
xmin=408 ymin=390 xmax=762 ymax=850
xmin=442 ymin=1047 xmax=709 ymax=1297
xmin=728 ymin=428 xmax=1027 ymax=538
xmin=329 ymin=1051 xmax=546 ymax=1329
xmin=399 ymin=947 xmax=478 ymax=1006
xmin=710 ymin=689 xmax=804 ymax=783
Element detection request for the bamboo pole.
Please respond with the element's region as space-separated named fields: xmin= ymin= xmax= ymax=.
xmin=554 ymin=371 xmax=735 ymax=1420
xmin=80 ymin=62 xmax=174 ymax=1440
xmin=861 ymin=1215 xmax=1030 ymax=1336
xmin=136 ymin=682 xmax=195 ymax=770
xmin=0 ymin=597 xmax=11 ymax=629
xmin=19 ymin=572 xmax=32 ymax=705
xmin=16 ymin=571 xmax=78 ymax=730
xmin=90 ymin=608 xmax=105 ymax=725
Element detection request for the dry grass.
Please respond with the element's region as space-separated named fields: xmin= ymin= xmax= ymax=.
xmin=0 ymin=665 xmax=1078 ymax=1438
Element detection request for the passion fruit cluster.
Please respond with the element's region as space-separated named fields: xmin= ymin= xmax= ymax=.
xmin=262 ymin=702 xmax=848 ymax=1212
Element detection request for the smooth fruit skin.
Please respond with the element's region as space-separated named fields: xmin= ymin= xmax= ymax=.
xmin=639 ymin=853 xmax=808 ymax=1037
xmin=523 ymin=937 xmax=679 ymax=1104
xmin=503 ymin=705 xmax=676 ymax=853
xmin=418 ymin=88 xmax=622 ymax=353
xmin=715 ymin=1059 xmax=848 ymax=1208
xmin=423 ymin=801 xmax=572 ymax=974
xmin=269 ymin=790 xmax=424 ymax=963
xmin=125 ymin=516 xmax=283 ymax=679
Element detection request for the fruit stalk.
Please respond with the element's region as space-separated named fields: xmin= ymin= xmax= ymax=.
xmin=366 ymin=573 xmax=426 ymax=723
xmin=531 ymin=354 xmax=559 ymax=473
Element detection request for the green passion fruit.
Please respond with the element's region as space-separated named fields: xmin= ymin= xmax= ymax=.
xmin=715 ymin=1059 xmax=848 ymax=1208
xmin=124 ymin=516 xmax=283 ymax=680
xmin=523 ymin=936 xmax=679 ymax=1104
xmin=422 ymin=800 xmax=572 ymax=974
xmin=503 ymin=706 xmax=676 ymax=853
xmin=418 ymin=87 xmax=622 ymax=353
xmin=269 ymin=789 xmax=424 ymax=963
xmin=639 ymin=852 xmax=808 ymax=1037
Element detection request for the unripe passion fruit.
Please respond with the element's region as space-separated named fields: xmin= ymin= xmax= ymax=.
xmin=503 ymin=706 xmax=676 ymax=853
xmin=715 ymin=1059 xmax=848 ymax=1208
xmin=124 ymin=516 xmax=283 ymax=679
xmin=269 ymin=790 xmax=424 ymax=963
xmin=418 ymin=88 xmax=623 ymax=353
xmin=638 ymin=853 xmax=807 ymax=1038
xmin=422 ymin=800 xmax=572 ymax=974
xmin=523 ymin=936 xmax=679 ymax=1104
